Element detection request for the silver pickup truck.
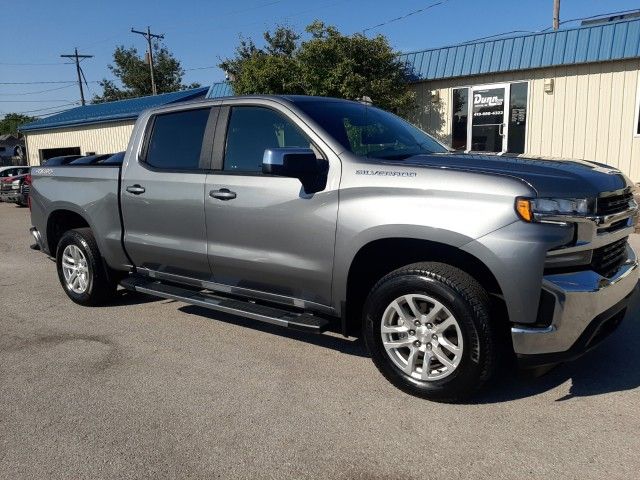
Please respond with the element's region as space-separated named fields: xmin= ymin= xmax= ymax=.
xmin=29 ymin=95 xmax=639 ymax=401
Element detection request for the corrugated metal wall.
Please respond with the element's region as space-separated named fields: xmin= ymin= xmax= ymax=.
xmin=25 ymin=121 xmax=135 ymax=166
xmin=411 ymin=58 xmax=640 ymax=181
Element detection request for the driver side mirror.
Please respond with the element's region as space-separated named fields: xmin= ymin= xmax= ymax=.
xmin=262 ymin=148 xmax=328 ymax=194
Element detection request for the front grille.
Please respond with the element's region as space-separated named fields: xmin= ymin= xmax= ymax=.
xmin=597 ymin=191 xmax=634 ymax=216
xmin=591 ymin=237 xmax=628 ymax=278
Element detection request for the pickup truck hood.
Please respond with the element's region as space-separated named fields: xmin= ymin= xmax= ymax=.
xmin=399 ymin=153 xmax=631 ymax=198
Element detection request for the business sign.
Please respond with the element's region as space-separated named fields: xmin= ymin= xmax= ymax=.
xmin=472 ymin=88 xmax=505 ymax=125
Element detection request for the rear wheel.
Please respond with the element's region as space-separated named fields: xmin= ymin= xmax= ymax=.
xmin=56 ymin=228 xmax=118 ymax=306
xmin=363 ymin=262 xmax=495 ymax=402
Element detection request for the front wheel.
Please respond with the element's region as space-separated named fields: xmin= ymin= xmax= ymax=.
xmin=363 ymin=262 xmax=496 ymax=402
xmin=56 ymin=228 xmax=118 ymax=306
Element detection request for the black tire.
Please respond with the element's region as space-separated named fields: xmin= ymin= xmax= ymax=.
xmin=363 ymin=262 xmax=495 ymax=402
xmin=55 ymin=228 xmax=118 ymax=306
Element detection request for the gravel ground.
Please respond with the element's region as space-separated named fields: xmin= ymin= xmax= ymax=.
xmin=1 ymin=201 xmax=639 ymax=480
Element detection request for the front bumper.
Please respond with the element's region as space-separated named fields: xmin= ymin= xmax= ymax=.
xmin=0 ymin=191 xmax=25 ymax=204
xmin=512 ymin=243 xmax=638 ymax=366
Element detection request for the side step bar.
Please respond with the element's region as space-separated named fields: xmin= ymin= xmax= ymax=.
xmin=120 ymin=276 xmax=330 ymax=333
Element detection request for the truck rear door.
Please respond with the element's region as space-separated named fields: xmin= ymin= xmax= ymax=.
xmin=121 ymin=106 xmax=218 ymax=281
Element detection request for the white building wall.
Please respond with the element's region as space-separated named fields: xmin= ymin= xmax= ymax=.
xmin=411 ymin=58 xmax=640 ymax=181
xmin=25 ymin=120 xmax=135 ymax=166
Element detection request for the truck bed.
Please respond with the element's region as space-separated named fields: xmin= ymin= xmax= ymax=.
xmin=30 ymin=165 xmax=130 ymax=269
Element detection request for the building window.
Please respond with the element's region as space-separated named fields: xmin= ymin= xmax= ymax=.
xmin=451 ymin=88 xmax=468 ymax=150
xmin=507 ymin=82 xmax=528 ymax=153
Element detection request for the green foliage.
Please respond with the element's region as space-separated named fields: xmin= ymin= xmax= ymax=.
xmin=93 ymin=44 xmax=200 ymax=103
xmin=220 ymin=22 xmax=416 ymax=116
xmin=0 ymin=113 xmax=36 ymax=136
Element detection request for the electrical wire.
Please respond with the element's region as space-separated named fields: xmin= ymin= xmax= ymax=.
xmin=0 ymin=61 xmax=68 ymax=66
xmin=0 ymin=80 xmax=98 ymax=85
xmin=5 ymin=102 xmax=79 ymax=114
xmin=362 ymin=0 xmax=451 ymax=33
xmin=0 ymin=99 xmax=77 ymax=103
xmin=0 ymin=84 xmax=75 ymax=96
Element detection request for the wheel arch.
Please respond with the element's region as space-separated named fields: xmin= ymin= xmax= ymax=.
xmin=45 ymin=208 xmax=91 ymax=256
xmin=342 ymin=237 xmax=505 ymax=336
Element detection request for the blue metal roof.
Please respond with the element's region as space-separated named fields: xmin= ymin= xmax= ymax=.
xmin=21 ymin=87 xmax=209 ymax=132
xmin=206 ymin=81 xmax=234 ymax=99
xmin=399 ymin=18 xmax=640 ymax=81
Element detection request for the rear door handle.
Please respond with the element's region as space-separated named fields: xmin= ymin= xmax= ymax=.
xmin=209 ymin=188 xmax=237 ymax=201
xmin=126 ymin=184 xmax=146 ymax=195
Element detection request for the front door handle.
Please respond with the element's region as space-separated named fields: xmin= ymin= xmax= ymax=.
xmin=126 ymin=184 xmax=146 ymax=195
xmin=209 ymin=188 xmax=237 ymax=200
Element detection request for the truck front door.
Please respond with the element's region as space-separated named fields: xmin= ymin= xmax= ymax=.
xmin=121 ymin=106 xmax=217 ymax=281
xmin=204 ymin=103 xmax=340 ymax=308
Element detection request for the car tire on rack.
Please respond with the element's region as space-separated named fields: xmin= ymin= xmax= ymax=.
xmin=55 ymin=228 xmax=118 ymax=306
xmin=363 ymin=262 xmax=496 ymax=402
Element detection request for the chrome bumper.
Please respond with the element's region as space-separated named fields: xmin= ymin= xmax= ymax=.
xmin=512 ymin=243 xmax=639 ymax=357
xmin=30 ymin=227 xmax=44 ymax=250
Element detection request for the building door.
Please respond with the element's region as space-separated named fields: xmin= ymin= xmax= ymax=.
xmin=468 ymin=83 xmax=509 ymax=153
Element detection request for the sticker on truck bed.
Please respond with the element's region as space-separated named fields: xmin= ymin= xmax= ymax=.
xmin=31 ymin=168 xmax=54 ymax=176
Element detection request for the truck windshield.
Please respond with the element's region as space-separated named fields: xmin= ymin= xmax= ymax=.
xmin=295 ymin=101 xmax=449 ymax=159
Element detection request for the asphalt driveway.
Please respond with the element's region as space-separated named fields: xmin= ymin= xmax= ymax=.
xmin=1 ymin=202 xmax=639 ymax=479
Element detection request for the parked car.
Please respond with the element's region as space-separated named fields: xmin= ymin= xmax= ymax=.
xmin=0 ymin=172 xmax=30 ymax=206
xmin=43 ymin=155 xmax=83 ymax=166
xmin=28 ymin=95 xmax=639 ymax=401
xmin=0 ymin=166 xmax=29 ymax=180
xmin=0 ymin=167 xmax=29 ymax=203
xmin=69 ymin=154 xmax=113 ymax=165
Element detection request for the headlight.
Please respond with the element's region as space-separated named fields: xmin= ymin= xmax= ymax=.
xmin=516 ymin=197 xmax=591 ymax=222
xmin=11 ymin=180 xmax=20 ymax=190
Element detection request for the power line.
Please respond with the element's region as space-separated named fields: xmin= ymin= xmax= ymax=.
xmin=184 ymin=65 xmax=217 ymax=71
xmin=362 ymin=0 xmax=451 ymax=33
xmin=0 ymin=61 xmax=68 ymax=66
xmin=0 ymin=81 xmax=75 ymax=85
xmin=61 ymin=48 xmax=94 ymax=106
xmin=0 ymin=84 xmax=75 ymax=96
xmin=131 ymin=27 xmax=164 ymax=95
xmin=0 ymin=99 xmax=77 ymax=103
xmin=3 ymin=102 xmax=79 ymax=114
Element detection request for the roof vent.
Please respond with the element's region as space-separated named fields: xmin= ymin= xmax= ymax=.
xmin=581 ymin=10 xmax=640 ymax=26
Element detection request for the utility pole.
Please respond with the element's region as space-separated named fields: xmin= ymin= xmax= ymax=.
xmin=60 ymin=48 xmax=93 ymax=106
xmin=131 ymin=26 xmax=164 ymax=95
xmin=553 ymin=0 xmax=560 ymax=30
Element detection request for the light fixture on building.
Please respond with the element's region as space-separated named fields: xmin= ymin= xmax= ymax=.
xmin=431 ymin=90 xmax=440 ymax=102
xmin=544 ymin=78 xmax=554 ymax=93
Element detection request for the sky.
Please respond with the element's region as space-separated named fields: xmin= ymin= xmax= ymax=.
xmin=1 ymin=0 xmax=639 ymax=119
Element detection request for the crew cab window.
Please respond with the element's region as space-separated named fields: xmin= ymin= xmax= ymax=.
xmin=145 ymin=108 xmax=210 ymax=170
xmin=224 ymin=106 xmax=311 ymax=173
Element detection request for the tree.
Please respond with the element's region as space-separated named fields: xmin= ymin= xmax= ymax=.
xmin=93 ymin=44 xmax=200 ymax=103
xmin=220 ymin=21 xmax=415 ymax=116
xmin=0 ymin=113 xmax=36 ymax=136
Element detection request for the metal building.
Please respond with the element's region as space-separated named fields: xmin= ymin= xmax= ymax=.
xmin=21 ymin=87 xmax=208 ymax=165
xmin=399 ymin=17 xmax=640 ymax=180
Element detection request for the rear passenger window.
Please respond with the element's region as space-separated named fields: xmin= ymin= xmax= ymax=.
xmin=146 ymin=108 xmax=210 ymax=170
xmin=224 ymin=107 xmax=311 ymax=173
